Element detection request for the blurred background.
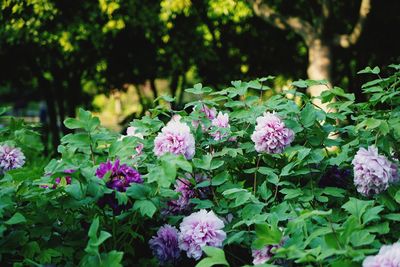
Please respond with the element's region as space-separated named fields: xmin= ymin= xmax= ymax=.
xmin=0 ymin=0 xmax=399 ymax=153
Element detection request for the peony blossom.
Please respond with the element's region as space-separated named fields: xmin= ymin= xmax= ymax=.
xmin=363 ymin=242 xmax=400 ymax=267
xmin=200 ymin=105 xmax=217 ymax=120
xmin=154 ymin=116 xmax=195 ymax=159
xmin=149 ymin=224 xmax=181 ymax=265
xmin=251 ymin=112 xmax=294 ymax=154
xmin=192 ymin=105 xmax=217 ymax=131
xmin=178 ymin=209 xmax=226 ymax=260
xmin=165 ymin=178 xmax=195 ymax=214
xmin=96 ymin=159 xmax=142 ymax=192
xmin=0 ymin=144 xmax=25 ymax=174
xmin=164 ymin=174 xmax=210 ymax=215
xmin=252 ymin=244 xmax=280 ymax=265
xmin=210 ymin=112 xmax=230 ymax=141
xmin=352 ymin=146 xmax=398 ymax=196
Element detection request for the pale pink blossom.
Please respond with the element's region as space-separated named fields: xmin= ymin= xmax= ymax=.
xmin=154 ymin=116 xmax=195 ymax=159
xmin=352 ymin=146 xmax=398 ymax=196
xmin=178 ymin=209 xmax=226 ymax=260
xmin=210 ymin=112 xmax=230 ymax=141
xmin=363 ymin=242 xmax=400 ymax=267
xmin=251 ymin=112 xmax=294 ymax=154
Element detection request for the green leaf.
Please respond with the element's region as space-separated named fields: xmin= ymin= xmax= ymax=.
xmin=357 ymin=66 xmax=380 ymax=75
xmin=5 ymin=212 xmax=26 ymax=225
xmin=253 ymin=224 xmax=282 ymax=249
xmin=349 ymin=230 xmax=375 ymax=247
xmin=190 ymin=198 xmax=214 ymax=209
xmin=342 ymin=198 xmax=374 ymax=223
xmin=88 ymin=217 xmax=100 ymax=238
xmin=133 ymin=200 xmax=157 ymax=218
xmin=101 ymin=250 xmax=124 ymax=267
xmin=280 ymin=188 xmax=302 ymax=200
xmin=126 ymin=183 xmax=149 ymax=200
xmin=300 ymin=103 xmax=317 ymax=128
xmin=211 ymin=171 xmax=230 ymax=186
xmin=185 ymin=83 xmax=213 ymax=94
xmin=196 ymin=247 xmax=229 ymax=267
xmin=193 ymin=154 xmax=212 ymax=170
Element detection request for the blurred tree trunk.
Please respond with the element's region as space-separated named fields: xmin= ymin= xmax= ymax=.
xmin=149 ymin=78 xmax=158 ymax=99
xmin=307 ymin=39 xmax=332 ymax=108
xmin=249 ymin=0 xmax=372 ymax=108
xmin=38 ymin=75 xmax=60 ymax=153
xmin=53 ymin=65 xmax=69 ymax=135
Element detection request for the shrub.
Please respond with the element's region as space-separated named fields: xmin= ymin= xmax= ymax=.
xmin=1 ymin=64 xmax=400 ymax=266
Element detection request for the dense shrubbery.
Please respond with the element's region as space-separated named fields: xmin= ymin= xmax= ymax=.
xmin=1 ymin=65 xmax=400 ymax=267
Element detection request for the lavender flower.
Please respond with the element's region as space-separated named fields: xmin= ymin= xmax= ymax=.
xmin=251 ymin=112 xmax=294 ymax=154
xmin=210 ymin=112 xmax=230 ymax=141
xmin=164 ymin=174 xmax=210 ymax=215
xmin=363 ymin=242 xmax=400 ymax=267
xmin=352 ymin=146 xmax=398 ymax=196
xmin=149 ymin=224 xmax=181 ymax=265
xmin=0 ymin=144 xmax=25 ymax=174
xmin=252 ymin=238 xmax=285 ymax=265
xmin=165 ymin=178 xmax=195 ymax=214
xmin=200 ymin=105 xmax=217 ymax=120
xmin=192 ymin=105 xmax=217 ymax=131
xmin=96 ymin=159 xmax=142 ymax=192
xmin=154 ymin=115 xmax=195 ymax=159
xmin=178 ymin=209 xmax=226 ymax=260
xmin=252 ymin=245 xmax=279 ymax=265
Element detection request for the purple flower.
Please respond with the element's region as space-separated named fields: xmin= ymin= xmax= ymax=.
xmin=352 ymin=146 xmax=398 ymax=196
xmin=363 ymin=242 xmax=400 ymax=267
xmin=96 ymin=159 xmax=142 ymax=192
xmin=149 ymin=224 xmax=180 ymax=265
xmin=210 ymin=112 xmax=230 ymax=141
xmin=251 ymin=112 xmax=294 ymax=154
xmin=178 ymin=209 xmax=226 ymax=260
xmin=0 ymin=144 xmax=25 ymax=174
xmin=154 ymin=115 xmax=195 ymax=159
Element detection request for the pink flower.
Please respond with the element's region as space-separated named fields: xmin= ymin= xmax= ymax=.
xmin=126 ymin=126 xmax=144 ymax=139
xmin=363 ymin=242 xmax=400 ymax=267
xmin=200 ymin=105 xmax=217 ymax=120
xmin=192 ymin=105 xmax=217 ymax=131
xmin=0 ymin=145 xmax=25 ymax=174
xmin=210 ymin=112 xmax=230 ymax=141
xmin=178 ymin=209 xmax=226 ymax=260
xmin=252 ymin=244 xmax=282 ymax=265
xmin=251 ymin=112 xmax=294 ymax=154
xmin=154 ymin=116 xmax=195 ymax=159
xmin=352 ymin=146 xmax=398 ymax=196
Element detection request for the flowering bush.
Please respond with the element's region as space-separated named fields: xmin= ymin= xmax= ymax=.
xmin=1 ymin=65 xmax=400 ymax=266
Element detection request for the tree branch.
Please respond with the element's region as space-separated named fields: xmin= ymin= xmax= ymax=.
xmin=334 ymin=0 xmax=371 ymax=48
xmin=248 ymin=0 xmax=315 ymax=44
